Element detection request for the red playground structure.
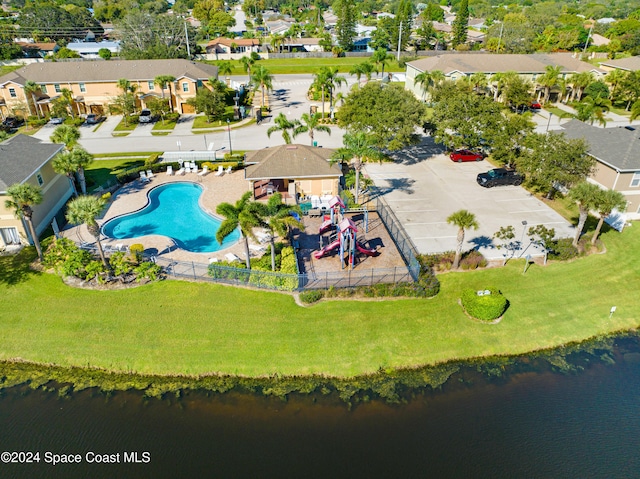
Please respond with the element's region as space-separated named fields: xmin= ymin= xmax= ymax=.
xmin=314 ymin=217 xmax=379 ymax=268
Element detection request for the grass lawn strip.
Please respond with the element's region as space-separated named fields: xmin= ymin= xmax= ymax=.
xmin=0 ymin=227 xmax=638 ymax=378
xmin=205 ymin=57 xmax=404 ymax=75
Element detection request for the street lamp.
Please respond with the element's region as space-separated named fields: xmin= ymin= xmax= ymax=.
xmin=227 ymin=119 xmax=232 ymax=155
xmin=520 ymin=220 xmax=528 ymax=247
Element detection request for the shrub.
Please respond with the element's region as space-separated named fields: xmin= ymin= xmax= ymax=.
xmin=109 ymin=251 xmax=134 ymax=276
xmin=129 ymin=244 xmax=144 ymax=263
xmin=65 ymin=117 xmax=85 ymax=127
xmin=549 ymin=238 xmax=580 ymax=261
xmin=85 ymin=260 xmax=108 ymax=283
xmin=101 ymin=192 xmax=111 ymax=201
xmin=145 ymin=153 xmax=161 ymax=166
xmin=459 ymin=250 xmax=487 ymax=270
xmin=165 ymin=112 xmax=180 ymax=123
xmin=460 ymin=288 xmax=508 ymax=321
xmin=133 ymin=261 xmax=162 ymax=282
xmin=43 ymin=238 xmax=92 ymax=278
xmin=300 ymin=290 xmax=324 ymax=304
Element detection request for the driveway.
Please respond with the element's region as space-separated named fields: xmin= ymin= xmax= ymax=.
xmin=364 ymin=137 xmax=575 ymax=261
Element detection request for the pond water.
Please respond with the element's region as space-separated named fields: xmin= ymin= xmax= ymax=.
xmin=1 ymin=338 xmax=640 ymax=479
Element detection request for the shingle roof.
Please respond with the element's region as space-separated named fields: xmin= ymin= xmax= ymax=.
xmin=599 ymin=55 xmax=640 ymax=71
xmin=560 ymin=119 xmax=640 ymax=171
xmin=0 ymin=59 xmax=218 ymax=86
xmin=244 ymin=144 xmax=340 ymax=180
xmin=207 ymin=38 xmax=260 ymax=47
xmin=408 ymin=53 xmax=604 ymax=75
xmin=0 ymin=135 xmax=64 ymax=192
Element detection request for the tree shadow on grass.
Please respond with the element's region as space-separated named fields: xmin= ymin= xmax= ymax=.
xmin=0 ymin=248 xmax=41 ymax=286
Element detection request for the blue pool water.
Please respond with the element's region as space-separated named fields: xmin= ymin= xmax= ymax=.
xmin=102 ymin=182 xmax=240 ymax=253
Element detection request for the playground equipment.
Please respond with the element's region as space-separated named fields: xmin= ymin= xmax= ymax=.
xmin=314 ymin=216 xmax=379 ymax=267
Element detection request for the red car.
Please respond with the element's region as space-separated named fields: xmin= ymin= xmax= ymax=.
xmin=450 ymin=149 xmax=484 ymax=162
xmin=530 ymin=101 xmax=542 ymax=110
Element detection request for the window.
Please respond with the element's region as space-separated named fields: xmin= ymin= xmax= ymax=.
xmin=79 ymin=83 xmax=86 ymax=93
xmin=0 ymin=227 xmax=20 ymax=245
xmin=631 ymin=172 xmax=640 ymax=187
xmin=40 ymin=84 xmax=47 ymax=94
xmin=8 ymin=88 xmax=16 ymax=98
xmin=148 ymin=81 xmax=154 ymax=90
xmin=182 ymin=82 xmax=189 ymax=92
xmin=54 ymin=84 xmax=61 ymax=93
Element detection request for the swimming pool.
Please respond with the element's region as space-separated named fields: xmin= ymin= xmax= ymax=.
xmin=102 ymin=182 xmax=240 ymax=253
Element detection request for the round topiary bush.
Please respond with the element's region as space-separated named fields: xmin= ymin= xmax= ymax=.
xmin=460 ymin=287 xmax=508 ymax=322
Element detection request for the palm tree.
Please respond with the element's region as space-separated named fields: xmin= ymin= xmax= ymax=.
xmin=24 ymin=80 xmax=41 ymax=119
xmin=218 ymin=61 xmax=233 ymax=85
xmin=50 ymin=124 xmax=81 ymax=151
xmin=60 ymin=88 xmax=76 ymax=118
xmin=312 ymin=68 xmax=329 ymax=118
xmin=333 ymin=131 xmax=383 ymax=204
xmin=251 ymin=65 xmax=274 ymax=109
xmin=538 ymin=65 xmax=562 ymax=104
xmin=52 ymin=152 xmax=79 ymax=197
xmin=446 ymin=210 xmax=479 ymax=270
xmin=576 ymin=94 xmax=612 ymax=126
xmin=349 ymin=62 xmax=376 ymax=83
xmin=293 ymin=112 xmax=331 ymax=146
xmin=414 ymin=70 xmax=445 ymax=100
xmin=267 ymin=113 xmax=299 ymax=144
xmin=591 ymin=189 xmax=626 ymax=245
xmin=490 ymin=71 xmax=516 ymax=102
xmin=569 ymin=182 xmax=601 ymax=247
xmin=239 ymin=56 xmax=255 ymax=83
xmin=604 ymin=69 xmax=626 ymax=102
xmin=66 ymin=195 xmax=109 ymax=267
xmin=568 ymin=72 xmax=594 ymax=102
xmin=270 ymin=33 xmax=285 ymax=53
xmin=322 ymin=66 xmax=347 ymax=113
xmin=469 ymin=72 xmax=488 ymax=94
xmin=4 ymin=183 xmax=44 ymax=260
xmin=216 ymin=192 xmax=264 ymax=269
xmin=154 ymin=75 xmax=176 ymax=112
xmin=259 ymin=193 xmax=304 ymax=271
xmin=371 ymin=48 xmax=393 ymax=78
xmin=70 ymin=148 xmax=94 ymax=195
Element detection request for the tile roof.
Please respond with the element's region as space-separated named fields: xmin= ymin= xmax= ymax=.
xmin=408 ymin=53 xmax=604 ymax=75
xmin=599 ymin=55 xmax=640 ymax=71
xmin=0 ymin=59 xmax=218 ymax=86
xmin=207 ymin=38 xmax=260 ymax=47
xmin=244 ymin=144 xmax=340 ymax=180
xmin=560 ymin=119 xmax=640 ymax=171
xmin=0 ymin=134 xmax=64 ymax=192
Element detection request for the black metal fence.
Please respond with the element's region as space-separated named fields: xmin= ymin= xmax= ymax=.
xmin=153 ymin=256 xmax=413 ymax=292
xmin=374 ymin=197 xmax=421 ymax=281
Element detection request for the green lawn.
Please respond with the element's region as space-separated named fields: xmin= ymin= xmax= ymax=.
xmin=1 ymin=225 xmax=639 ymax=378
xmin=152 ymin=118 xmax=178 ymax=131
xmin=113 ymin=119 xmax=138 ymax=132
xmin=85 ymin=157 xmax=147 ymax=191
xmin=206 ymin=57 xmax=405 ymax=75
xmin=546 ymin=107 xmax=575 ymax=119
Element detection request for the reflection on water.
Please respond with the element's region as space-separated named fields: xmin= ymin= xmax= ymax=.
xmin=1 ymin=339 xmax=640 ymax=479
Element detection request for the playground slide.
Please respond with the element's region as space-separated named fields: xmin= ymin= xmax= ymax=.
xmin=356 ymin=242 xmax=378 ymax=257
xmin=318 ymin=219 xmax=333 ymax=235
xmin=313 ymin=239 xmax=341 ymax=259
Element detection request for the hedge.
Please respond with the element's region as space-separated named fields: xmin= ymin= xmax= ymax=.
xmin=460 ymin=287 xmax=508 ymax=321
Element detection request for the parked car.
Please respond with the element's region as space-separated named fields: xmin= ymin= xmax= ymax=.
xmin=450 ymin=149 xmax=484 ymax=162
xmin=1 ymin=116 xmax=24 ymax=131
xmin=530 ymin=101 xmax=542 ymax=110
xmin=85 ymin=114 xmax=103 ymax=125
xmin=49 ymin=117 xmax=64 ymax=125
xmin=138 ymin=108 xmax=153 ymax=123
xmin=477 ymin=168 xmax=523 ymax=187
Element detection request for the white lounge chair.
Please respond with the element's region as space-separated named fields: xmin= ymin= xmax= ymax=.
xmin=146 ymin=169 xmax=154 ymax=179
xmin=166 ymin=165 xmax=173 ymax=176
xmin=209 ymin=257 xmax=219 ymax=264
xmin=215 ymin=165 xmax=224 ymax=176
xmin=139 ymin=171 xmax=150 ymax=182
xmin=198 ymin=166 xmax=209 ymax=176
xmin=249 ymin=244 xmax=265 ymax=255
xmin=226 ymin=165 xmax=232 ymax=175
xmin=192 ymin=163 xmax=199 ymax=174
xmin=176 ymin=167 xmax=185 ymax=176
xmin=224 ymin=252 xmax=240 ymax=262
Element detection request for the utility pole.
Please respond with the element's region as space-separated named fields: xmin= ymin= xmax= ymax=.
xmin=397 ymin=21 xmax=403 ymax=62
xmin=184 ymin=20 xmax=191 ymax=58
xmin=583 ymin=24 xmax=593 ymax=57
xmin=496 ymin=22 xmax=504 ymax=53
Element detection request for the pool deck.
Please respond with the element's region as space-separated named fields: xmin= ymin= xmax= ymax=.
xmin=61 ymin=169 xmax=255 ymax=264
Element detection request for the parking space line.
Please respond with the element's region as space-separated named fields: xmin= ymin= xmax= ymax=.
xmin=508 ymin=209 xmax=548 ymax=213
xmin=413 ymin=235 xmax=457 ymax=239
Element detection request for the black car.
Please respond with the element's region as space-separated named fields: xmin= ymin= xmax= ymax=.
xmin=1 ymin=116 xmax=24 ymax=131
xmin=477 ymin=168 xmax=523 ymax=188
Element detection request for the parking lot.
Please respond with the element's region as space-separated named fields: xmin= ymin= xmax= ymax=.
xmin=364 ymin=137 xmax=576 ymax=261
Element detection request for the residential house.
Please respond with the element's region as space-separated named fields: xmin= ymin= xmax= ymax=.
xmin=265 ymin=19 xmax=295 ymax=36
xmin=205 ymin=38 xmax=261 ymax=56
xmin=15 ymin=41 xmax=57 ymax=58
xmin=66 ymin=41 xmax=120 ymax=59
xmin=0 ymin=135 xmax=70 ymax=248
xmin=561 ymin=119 xmax=640 ymax=221
xmin=0 ymin=59 xmax=219 ymax=117
xmin=405 ymin=53 xmax=605 ymax=100
xmin=244 ymin=144 xmax=341 ymax=201
xmin=282 ymin=38 xmax=323 ymax=52
xmin=599 ymin=55 xmax=640 ymax=72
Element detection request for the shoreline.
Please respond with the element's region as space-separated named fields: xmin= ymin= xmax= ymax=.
xmin=0 ymin=331 xmax=633 ymax=403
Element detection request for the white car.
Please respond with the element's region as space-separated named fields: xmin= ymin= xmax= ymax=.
xmin=139 ymin=109 xmax=153 ymax=123
xmin=49 ymin=117 xmax=64 ymax=125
